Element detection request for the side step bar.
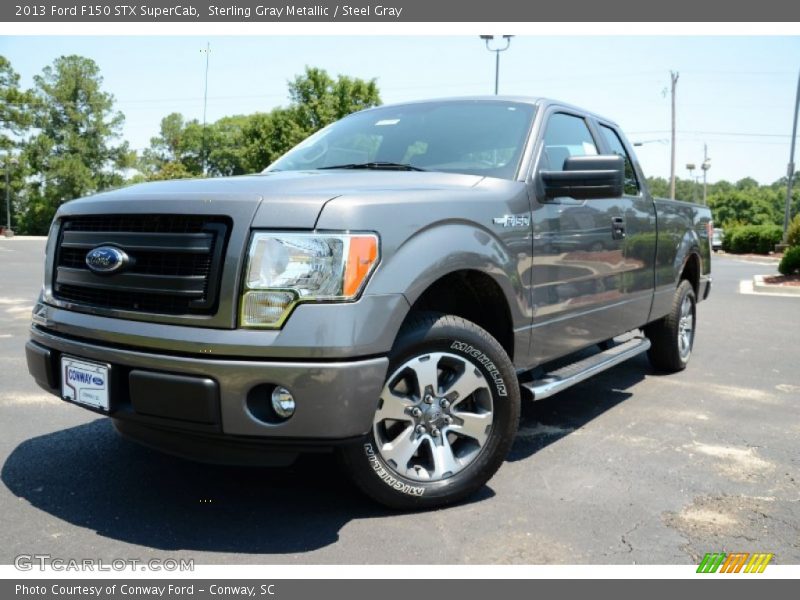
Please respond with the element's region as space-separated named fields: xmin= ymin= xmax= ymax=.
xmin=521 ymin=335 xmax=651 ymax=401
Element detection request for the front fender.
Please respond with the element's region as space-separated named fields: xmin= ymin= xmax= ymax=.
xmin=367 ymin=222 xmax=528 ymax=329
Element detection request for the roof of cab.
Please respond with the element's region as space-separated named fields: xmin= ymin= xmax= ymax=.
xmin=360 ymin=95 xmax=620 ymax=128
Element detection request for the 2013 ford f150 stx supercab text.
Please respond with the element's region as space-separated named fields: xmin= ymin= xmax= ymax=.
xmin=26 ymin=97 xmax=711 ymax=508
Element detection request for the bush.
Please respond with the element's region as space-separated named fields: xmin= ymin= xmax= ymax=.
xmin=778 ymin=245 xmax=800 ymax=276
xmin=721 ymin=230 xmax=735 ymax=253
xmin=726 ymin=224 xmax=783 ymax=254
xmin=787 ymin=214 xmax=800 ymax=248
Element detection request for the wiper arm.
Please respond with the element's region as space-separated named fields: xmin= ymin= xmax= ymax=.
xmin=318 ymin=162 xmax=426 ymax=172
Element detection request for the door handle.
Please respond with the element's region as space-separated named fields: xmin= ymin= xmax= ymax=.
xmin=611 ymin=217 xmax=626 ymax=240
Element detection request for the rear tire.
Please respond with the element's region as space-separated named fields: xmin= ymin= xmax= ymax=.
xmin=644 ymin=280 xmax=697 ymax=372
xmin=339 ymin=312 xmax=520 ymax=510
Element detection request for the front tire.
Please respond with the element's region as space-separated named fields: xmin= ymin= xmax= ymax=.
xmin=644 ymin=280 xmax=697 ymax=372
xmin=340 ymin=312 xmax=520 ymax=510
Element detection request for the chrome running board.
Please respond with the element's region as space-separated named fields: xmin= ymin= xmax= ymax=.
xmin=521 ymin=336 xmax=651 ymax=401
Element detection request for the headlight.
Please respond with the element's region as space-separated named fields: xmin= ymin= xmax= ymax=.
xmin=241 ymin=232 xmax=379 ymax=328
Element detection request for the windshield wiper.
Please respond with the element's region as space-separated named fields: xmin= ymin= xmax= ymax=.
xmin=318 ymin=162 xmax=426 ymax=172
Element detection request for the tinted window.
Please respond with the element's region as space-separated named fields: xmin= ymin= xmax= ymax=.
xmin=541 ymin=113 xmax=598 ymax=171
xmin=267 ymin=101 xmax=536 ymax=180
xmin=599 ymin=124 xmax=640 ymax=195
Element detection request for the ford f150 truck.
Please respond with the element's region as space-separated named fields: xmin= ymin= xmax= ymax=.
xmin=26 ymin=97 xmax=711 ymax=509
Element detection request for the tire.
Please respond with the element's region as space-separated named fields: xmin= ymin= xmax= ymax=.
xmin=644 ymin=280 xmax=697 ymax=372
xmin=339 ymin=312 xmax=520 ymax=510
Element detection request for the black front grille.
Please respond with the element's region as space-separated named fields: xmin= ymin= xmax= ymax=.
xmin=52 ymin=215 xmax=230 ymax=315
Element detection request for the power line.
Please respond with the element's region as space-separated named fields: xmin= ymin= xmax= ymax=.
xmin=628 ymin=129 xmax=798 ymax=138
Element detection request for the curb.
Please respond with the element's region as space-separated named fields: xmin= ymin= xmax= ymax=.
xmin=752 ymin=275 xmax=800 ymax=297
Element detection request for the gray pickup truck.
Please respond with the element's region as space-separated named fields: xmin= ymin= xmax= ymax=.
xmin=26 ymin=97 xmax=711 ymax=509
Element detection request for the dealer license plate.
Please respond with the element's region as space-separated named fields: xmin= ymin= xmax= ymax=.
xmin=61 ymin=356 xmax=110 ymax=411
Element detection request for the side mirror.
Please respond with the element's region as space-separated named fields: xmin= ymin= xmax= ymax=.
xmin=541 ymin=154 xmax=624 ymax=200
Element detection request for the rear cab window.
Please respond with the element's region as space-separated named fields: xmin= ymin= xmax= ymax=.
xmin=598 ymin=123 xmax=640 ymax=196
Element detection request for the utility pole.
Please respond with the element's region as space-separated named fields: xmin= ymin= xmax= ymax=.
xmin=701 ymin=144 xmax=711 ymax=205
xmin=201 ymin=42 xmax=211 ymax=176
xmin=781 ymin=68 xmax=800 ymax=246
xmin=4 ymin=153 xmax=10 ymax=235
xmin=479 ymin=35 xmax=513 ymax=95
xmin=669 ymin=71 xmax=679 ymax=200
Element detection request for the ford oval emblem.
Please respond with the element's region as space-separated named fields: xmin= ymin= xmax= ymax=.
xmin=85 ymin=246 xmax=129 ymax=274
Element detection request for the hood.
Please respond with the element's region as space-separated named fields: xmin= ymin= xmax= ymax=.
xmin=61 ymin=170 xmax=485 ymax=229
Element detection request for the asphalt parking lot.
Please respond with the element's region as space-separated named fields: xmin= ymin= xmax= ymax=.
xmin=1 ymin=237 xmax=798 ymax=565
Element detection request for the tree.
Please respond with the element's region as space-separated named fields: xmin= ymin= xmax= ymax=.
xmin=288 ymin=66 xmax=381 ymax=133
xmin=0 ymin=56 xmax=35 ymax=231
xmin=138 ymin=67 xmax=382 ymax=179
xmin=207 ymin=115 xmax=250 ymax=177
xmin=240 ymin=108 xmax=307 ymax=172
xmin=707 ymin=189 xmax=777 ymax=227
xmin=646 ymin=177 xmax=669 ymax=198
xmin=140 ymin=112 xmax=205 ymax=178
xmin=0 ymin=56 xmax=35 ymax=151
xmin=19 ymin=55 xmax=132 ymax=233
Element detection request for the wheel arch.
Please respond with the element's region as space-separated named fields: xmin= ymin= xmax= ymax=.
xmin=367 ymin=222 xmax=528 ymax=363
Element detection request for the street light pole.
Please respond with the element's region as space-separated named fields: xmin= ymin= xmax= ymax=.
xmin=479 ymin=35 xmax=513 ymax=95
xmin=781 ymin=68 xmax=800 ymax=245
xmin=686 ymin=163 xmax=696 ymax=203
xmin=669 ymin=71 xmax=679 ymax=200
xmin=701 ymin=144 xmax=711 ymax=205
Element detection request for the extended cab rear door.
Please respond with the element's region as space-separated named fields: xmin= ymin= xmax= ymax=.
xmin=526 ymin=108 xmax=656 ymax=364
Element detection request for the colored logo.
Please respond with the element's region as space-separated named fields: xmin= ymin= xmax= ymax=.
xmin=697 ymin=552 xmax=774 ymax=573
xmin=85 ymin=246 xmax=129 ymax=274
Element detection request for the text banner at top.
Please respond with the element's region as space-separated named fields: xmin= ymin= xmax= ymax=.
xmin=3 ymin=0 xmax=800 ymax=22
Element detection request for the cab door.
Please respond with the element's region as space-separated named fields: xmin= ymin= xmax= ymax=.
xmin=527 ymin=110 xmax=654 ymax=364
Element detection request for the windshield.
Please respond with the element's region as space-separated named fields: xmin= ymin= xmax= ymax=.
xmin=266 ymin=100 xmax=536 ymax=180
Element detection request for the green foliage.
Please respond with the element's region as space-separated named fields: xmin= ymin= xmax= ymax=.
xmin=786 ymin=214 xmax=800 ymax=248
xmin=725 ymin=224 xmax=783 ymax=254
xmin=288 ymin=67 xmax=380 ymax=132
xmin=645 ymin=174 xmax=799 ymax=232
xmin=0 ymin=56 xmax=36 ymax=147
xmin=707 ymin=189 xmax=781 ymax=228
xmin=147 ymin=161 xmax=195 ymax=181
xmin=139 ymin=67 xmax=381 ymax=181
xmin=0 ymin=55 xmax=36 ymax=231
xmin=17 ymin=55 xmax=131 ymax=234
xmin=139 ymin=112 xmax=205 ymax=178
xmin=778 ymin=245 xmax=800 ymax=276
xmin=240 ymin=108 xmax=307 ymax=173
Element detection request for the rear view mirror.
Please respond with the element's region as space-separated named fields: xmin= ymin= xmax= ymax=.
xmin=541 ymin=154 xmax=624 ymax=200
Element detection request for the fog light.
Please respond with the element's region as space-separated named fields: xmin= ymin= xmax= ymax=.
xmin=271 ymin=386 xmax=296 ymax=419
xmin=241 ymin=290 xmax=296 ymax=327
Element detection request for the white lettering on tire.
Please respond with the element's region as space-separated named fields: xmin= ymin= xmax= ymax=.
xmin=449 ymin=341 xmax=508 ymax=396
xmin=364 ymin=443 xmax=425 ymax=496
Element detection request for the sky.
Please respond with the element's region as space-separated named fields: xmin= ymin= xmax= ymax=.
xmin=1 ymin=35 xmax=798 ymax=185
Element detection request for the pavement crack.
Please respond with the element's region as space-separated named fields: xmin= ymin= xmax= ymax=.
xmin=620 ymin=522 xmax=641 ymax=554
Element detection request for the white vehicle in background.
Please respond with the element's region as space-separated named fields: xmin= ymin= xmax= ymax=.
xmin=712 ymin=228 xmax=724 ymax=252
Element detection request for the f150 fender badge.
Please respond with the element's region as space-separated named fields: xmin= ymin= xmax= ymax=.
xmin=493 ymin=214 xmax=530 ymax=228
xmin=85 ymin=246 xmax=130 ymax=274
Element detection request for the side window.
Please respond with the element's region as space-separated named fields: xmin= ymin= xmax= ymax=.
xmin=541 ymin=113 xmax=598 ymax=172
xmin=599 ymin=124 xmax=640 ymax=195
